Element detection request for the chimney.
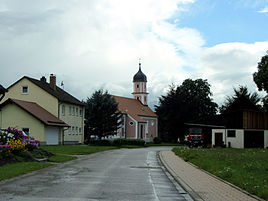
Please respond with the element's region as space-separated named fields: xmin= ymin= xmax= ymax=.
xmin=49 ymin=74 xmax=56 ymax=90
xmin=40 ymin=76 xmax=46 ymax=82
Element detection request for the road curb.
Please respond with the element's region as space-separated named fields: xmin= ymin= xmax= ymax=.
xmin=158 ymin=151 xmax=204 ymax=201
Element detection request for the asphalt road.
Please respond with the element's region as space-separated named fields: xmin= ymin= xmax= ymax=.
xmin=0 ymin=147 xmax=193 ymax=201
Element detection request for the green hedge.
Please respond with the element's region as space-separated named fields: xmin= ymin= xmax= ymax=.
xmin=86 ymin=138 xmax=146 ymax=147
xmin=88 ymin=139 xmax=112 ymax=146
xmin=113 ymin=138 xmax=145 ymax=146
xmin=153 ymin=137 xmax=162 ymax=144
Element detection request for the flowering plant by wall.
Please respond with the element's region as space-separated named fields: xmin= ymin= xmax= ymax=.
xmin=0 ymin=127 xmax=40 ymax=155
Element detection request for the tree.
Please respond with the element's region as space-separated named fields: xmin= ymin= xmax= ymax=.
xmin=253 ymin=52 xmax=268 ymax=113
xmin=253 ymin=52 xmax=268 ymax=93
xmin=155 ymin=79 xmax=218 ymax=142
xmin=84 ymin=90 xmax=121 ymax=141
xmin=219 ymin=86 xmax=262 ymax=113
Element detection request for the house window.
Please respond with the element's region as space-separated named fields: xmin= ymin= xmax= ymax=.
xmin=76 ymin=127 xmax=78 ymax=135
xmin=21 ymin=86 xmax=28 ymax=94
xmin=68 ymin=127 xmax=71 ymax=135
xmin=80 ymin=109 xmax=83 ymax=117
xmin=137 ymin=84 xmax=139 ymax=88
xmin=129 ymin=121 xmax=134 ymax=126
xmin=76 ymin=108 xmax=78 ymax=116
xmin=62 ymin=105 xmax=65 ymax=116
xmin=22 ymin=128 xmax=29 ymax=135
xmin=72 ymin=107 xmax=75 ymax=116
xmin=72 ymin=126 xmax=74 ymax=135
xmin=79 ymin=127 xmax=82 ymax=134
xmin=227 ymin=130 xmax=236 ymax=138
xmin=69 ymin=106 xmax=71 ymax=115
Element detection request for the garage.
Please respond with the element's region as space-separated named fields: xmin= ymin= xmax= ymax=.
xmin=244 ymin=130 xmax=264 ymax=148
xmin=46 ymin=126 xmax=59 ymax=145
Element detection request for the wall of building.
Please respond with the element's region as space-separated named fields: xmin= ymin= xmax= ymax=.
xmin=0 ymin=103 xmax=46 ymax=143
xmin=126 ymin=115 xmax=137 ymax=138
xmin=2 ymin=78 xmax=58 ymax=116
xmin=141 ymin=117 xmax=158 ymax=141
xmin=264 ymin=130 xmax=268 ymax=148
xmin=226 ymin=129 xmax=244 ymax=148
xmin=212 ymin=129 xmax=245 ymax=148
xmin=212 ymin=129 xmax=226 ymax=146
xmin=59 ymin=103 xmax=84 ymax=143
xmin=133 ymin=81 xmax=148 ymax=105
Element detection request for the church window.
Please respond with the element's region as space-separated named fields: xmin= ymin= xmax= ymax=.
xmin=129 ymin=121 xmax=134 ymax=126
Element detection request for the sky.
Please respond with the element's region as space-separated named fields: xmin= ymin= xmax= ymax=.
xmin=0 ymin=0 xmax=267 ymax=109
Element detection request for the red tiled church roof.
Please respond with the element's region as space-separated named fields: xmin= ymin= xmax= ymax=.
xmin=113 ymin=96 xmax=157 ymax=123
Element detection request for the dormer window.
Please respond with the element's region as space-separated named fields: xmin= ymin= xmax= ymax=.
xmin=22 ymin=86 xmax=28 ymax=94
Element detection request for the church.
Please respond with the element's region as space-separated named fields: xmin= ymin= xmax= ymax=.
xmin=113 ymin=62 xmax=158 ymax=142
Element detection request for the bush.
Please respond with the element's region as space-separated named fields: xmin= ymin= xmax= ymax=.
xmin=153 ymin=137 xmax=162 ymax=144
xmin=113 ymin=138 xmax=145 ymax=146
xmin=88 ymin=139 xmax=112 ymax=146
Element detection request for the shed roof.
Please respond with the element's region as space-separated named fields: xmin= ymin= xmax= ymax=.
xmin=1 ymin=98 xmax=69 ymax=127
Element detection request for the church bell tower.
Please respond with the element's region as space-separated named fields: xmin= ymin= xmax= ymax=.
xmin=132 ymin=62 xmax=148 ymax=105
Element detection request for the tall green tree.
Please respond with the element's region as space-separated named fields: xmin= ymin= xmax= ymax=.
xmin=253 ymin=52 xmax=268 ymax=93
xmin=219 ymin=86 xmax=262 ymax=113
xmin=253 ymin=51 xmax=268 ymax=113
xmin=84 ymin=90 xmax=121 ymax=141
xmin=155 ymin=79 xmax=218 ymax=142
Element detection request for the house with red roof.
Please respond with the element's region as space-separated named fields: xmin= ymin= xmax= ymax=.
xmin=113 ymin=63 xmax=158 ymax=142
xmin=0 ymin=98 xmax=69 ymax=145
xmin=0 ymin=74 xmax=85 ymax=145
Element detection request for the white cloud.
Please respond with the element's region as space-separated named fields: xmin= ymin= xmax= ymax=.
xmin=197 ymin=42 xmax=268 ymax=105
xmin=0 ymin=0 xmax=267 ymax=110
xmin=258 ymin=7 xmax=268 ymax=13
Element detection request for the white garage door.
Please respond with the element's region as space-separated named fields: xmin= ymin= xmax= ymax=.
xmin=46 ymin=126 xmax=59 ymax=145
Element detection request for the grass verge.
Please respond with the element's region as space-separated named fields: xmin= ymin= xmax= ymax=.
xmin=0 ymin=162 xmax=52 ymax=181
xmin=48 ymin=154 xmax=77 ymax=163
xmin=173 ymin=147 xmax=268 ymax=200
xmin=0 ymin=145 xmax=118 ymax=181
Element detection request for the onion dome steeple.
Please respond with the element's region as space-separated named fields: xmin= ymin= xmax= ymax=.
xmin=133 ymin=63 xmax=147 ymax=82
xmin=132 ymin=61 xmax=148 ymax=105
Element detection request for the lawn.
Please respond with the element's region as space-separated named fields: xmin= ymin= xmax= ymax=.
xmin=0 ymin=162 xmax=52 ymax=181
xmin=0 ymin=145 xmax=118 ymax=181
xmin=173 ymin=147 xmax=268 ymax=200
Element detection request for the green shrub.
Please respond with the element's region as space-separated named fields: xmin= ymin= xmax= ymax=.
xmin=113 ymin=138 xmax=145 ymax=146
xmin=153 ymin=137 xmax=162 ymax=144
xmin=88 ymin=139 xmax=112 ymax=146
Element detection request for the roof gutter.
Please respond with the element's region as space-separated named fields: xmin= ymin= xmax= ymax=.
xmin=184 ymin=123 xmax=226 ymax=128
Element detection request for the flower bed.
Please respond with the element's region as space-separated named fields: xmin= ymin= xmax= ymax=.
xmin=0 ymin=127 xmax=40 ymax=161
